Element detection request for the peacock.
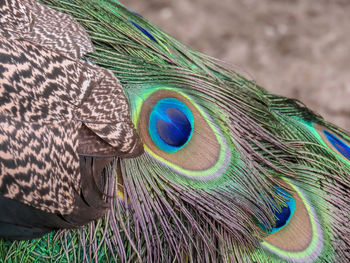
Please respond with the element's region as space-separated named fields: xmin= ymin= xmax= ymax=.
xmin=0 ymin=0 xmax=349 ymax=262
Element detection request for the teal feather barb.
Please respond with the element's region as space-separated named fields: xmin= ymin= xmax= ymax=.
xmin=0 ymin=0 xmax=349 ymax=262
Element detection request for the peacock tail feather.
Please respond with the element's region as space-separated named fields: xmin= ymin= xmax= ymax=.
xmin=0 ymin=0 xmax=349 ymax=262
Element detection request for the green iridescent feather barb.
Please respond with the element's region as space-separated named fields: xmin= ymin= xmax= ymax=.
xmin=0 ymin=0 xmax=349 ymax=262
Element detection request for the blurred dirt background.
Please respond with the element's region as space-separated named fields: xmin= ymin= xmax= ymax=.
xmin=122 ymin=0 xmax=350 ymax=130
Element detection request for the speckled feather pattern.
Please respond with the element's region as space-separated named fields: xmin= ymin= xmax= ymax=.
xmin=0 ymin=116 xmax=81 ymax=214
xmin=77 ymin=67 xmax=143 ymax=155
xmin=0 ymin=0 xmax=94 ymax=59
xmin=0 ymin=0 xmax=142 ymax=216
xmin=0 ymin=37 xmax=141 ymax=155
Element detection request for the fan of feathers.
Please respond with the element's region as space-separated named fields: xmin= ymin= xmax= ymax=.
xmin=0 ymin=0 xmax=349 ymax=262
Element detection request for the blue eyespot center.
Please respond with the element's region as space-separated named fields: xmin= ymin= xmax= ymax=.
xmin=259 ymin=187 xmax=296 ymax=234
xmin=274 ymin=203 xmax=291 ymax=229
xmin=323 ymin=129 xmax=350 ymax=161
xmin=156 ymin=108 xmax=192 ymax=147
xmin=149 ymin=98 xmax=194 ymax=153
